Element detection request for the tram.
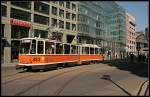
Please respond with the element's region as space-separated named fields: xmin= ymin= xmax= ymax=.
xmin=17 ymin=37 xmax=104 ymax=70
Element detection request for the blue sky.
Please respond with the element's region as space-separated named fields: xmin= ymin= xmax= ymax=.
xmin=116 ymin=1 xmax=148 ymax=32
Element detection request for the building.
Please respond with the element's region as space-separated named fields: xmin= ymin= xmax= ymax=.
xmin=136 ymin=32 xmax=149 ymax=56
xmin=145 ymin=27 xmax=149 ymax=42
xmin=77 ymin=1 xmax=127 ymax=59
xmin=1 ymin=1 xmax=129 ymax=64
xmin=1 ymin=1 xmax=78 ymax=64
xmin=126 ymin=12 xmax=136 ymax=55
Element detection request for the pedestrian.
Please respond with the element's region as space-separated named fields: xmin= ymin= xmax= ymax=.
xmin=138 ymin=54 xmax=141 ymax=62
xmin=115 ymin=54 xmax=117 ymax=60
xmin=142 ymin=54 xmax=146 ymax=62
xmin=130 ymin=53 xmax=134 ymax=62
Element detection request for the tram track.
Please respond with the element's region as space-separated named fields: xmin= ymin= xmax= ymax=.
xmin=14 ymin=64 xmax=102 ymax=96
xmin=53 ymin=64 xmax=109 ymax=96
xmin=53 ymin=67 xmax=95 ymax=96
xmin=2 ymin=73 xmax=38 ymax=85
xmin=2 ymin=69 xmax=29 ymax=78
xmin=2 ymin=73 xmax=19 ymax=78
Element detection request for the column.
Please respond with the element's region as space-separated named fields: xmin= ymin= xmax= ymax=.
xmin=4 ymin=2 xmax=11 ymax=64
xmin=31 ymin=1 xmax=34 ymax=38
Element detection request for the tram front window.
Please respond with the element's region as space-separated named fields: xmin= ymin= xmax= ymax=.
xmin=20 ymin=40 xmax=31 ymax=54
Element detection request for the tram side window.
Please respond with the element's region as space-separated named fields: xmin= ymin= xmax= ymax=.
xmin=20 ymin=42 xmax=30 ymax=54
xmin=82 ymin=47 xmax=89 ymax=54
xmin=30 ymin=40 xmax=36 ymax=54
xmin=71 ymin=45 xmax=77 ymax=54
xmin=90 ymin=47 xmax=94 ymax=54
xmin=64 ymin=44 xmax=70 ymax=54
xmin=100 ymin=48 xmax=105 ymax=54
xmin=85 ymin=47 xmax=89 ymax=54
xmin=56 ymin=43 xmax=63 ymax=54
xmin=38 ymin=41 xmax=44 ymax=54
xmin=98 ymin=48 xmax=102 ymax=54
xmin=95 ymin=48 xmax=98 ymax=54
xmin=45 ymin=42 xmax=54 ymax=54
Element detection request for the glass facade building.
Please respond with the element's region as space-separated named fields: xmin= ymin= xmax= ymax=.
xmin=77 ymin=1 xmax=127 ymax=59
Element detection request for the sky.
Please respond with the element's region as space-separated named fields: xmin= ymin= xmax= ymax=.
xmin=116 ymin=1 xmax=149 ymax=32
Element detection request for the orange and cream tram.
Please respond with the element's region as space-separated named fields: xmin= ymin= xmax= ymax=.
xmin=17 ymin=37 xmax=104 ymax=70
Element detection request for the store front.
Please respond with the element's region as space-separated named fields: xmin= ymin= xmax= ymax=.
xmin=10 ymin=19 xmax=31 ymax=62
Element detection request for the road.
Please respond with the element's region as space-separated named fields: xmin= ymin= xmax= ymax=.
xmin=1 ymin=61 xmax=149 ymax=96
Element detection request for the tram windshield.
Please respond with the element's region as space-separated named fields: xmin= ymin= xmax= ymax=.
xmin=19 ymin=39 xmax=31 ymax=54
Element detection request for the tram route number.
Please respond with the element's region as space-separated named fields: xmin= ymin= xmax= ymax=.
xmin=33 ymin=57 xmax=40 ymax=62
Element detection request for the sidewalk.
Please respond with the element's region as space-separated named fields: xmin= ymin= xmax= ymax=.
xmin=85 ymin=68 xmax=149 ymax=96
xmin=1 ymin=62 xmax=18 ymax=68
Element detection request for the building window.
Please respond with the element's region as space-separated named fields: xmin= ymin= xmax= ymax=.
xmin=72 ymin=3 xmax=76 ymax=11
xmin=34 ymin=29 xmax=48 ymax=38
xmin=11 ymin=8 xmax=31 ymax=22
xmin=2 ymin=1 xmax=7 ymax=4
xmin=34 ymin=1 xmax=49 ymax=15
xmin=1 ymin=5 xmax=7 ymax=17
xmin=66 ymin=11 xmax=70 ymax=19
xmin=11 ymin=1 xmax=31 ymax=10
xmin=72 ymin=24 xmax=76 ymax=31
xmin=66 ymin=2 xmax=70 ymax=9
xmin=34 ymin=14 xmax=49 ymax=25
xmin=51 ymin=1 xmax=57 ymax=4
xmin=78 ymin=14 xmax=87 ymax=23
xmin=1 ymin=24 xmax=4 ymax=38
xmin=59 ymin=20 xmax=64 ymax=29
xmin=144 ymin=43 xmax=147 ymax=47
xmin=59 ymin=1 xmax=64 ymax=7
xmin=51 ymin=18 xmax=57 ymax=27
xmin=52 ymin=6 xmax=57 ymax=15
xmin=59 ymin=9 xmax=64 ymax=18
xmin=96 ymin=22 xmax=100 ymax=28
xmin=72 ymin=14 xmax=76 ymax=21
xmin=11 ymin=25 xmax=29 ymax=39
xmin=66 ymin=22 xmax=70 ymax=30
xmin=96 ymin=29 xmax=101 ymax=35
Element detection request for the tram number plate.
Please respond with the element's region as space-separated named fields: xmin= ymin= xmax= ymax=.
xmin=33 ymin=57 xmax=40 ymax=62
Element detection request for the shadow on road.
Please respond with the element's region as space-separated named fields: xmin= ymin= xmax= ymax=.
xmin=101 ymin=59 xmax=149 ymax=78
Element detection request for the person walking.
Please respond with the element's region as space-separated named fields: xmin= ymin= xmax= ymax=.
xmin=130 ymin=53 xmax=134 ymax=62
